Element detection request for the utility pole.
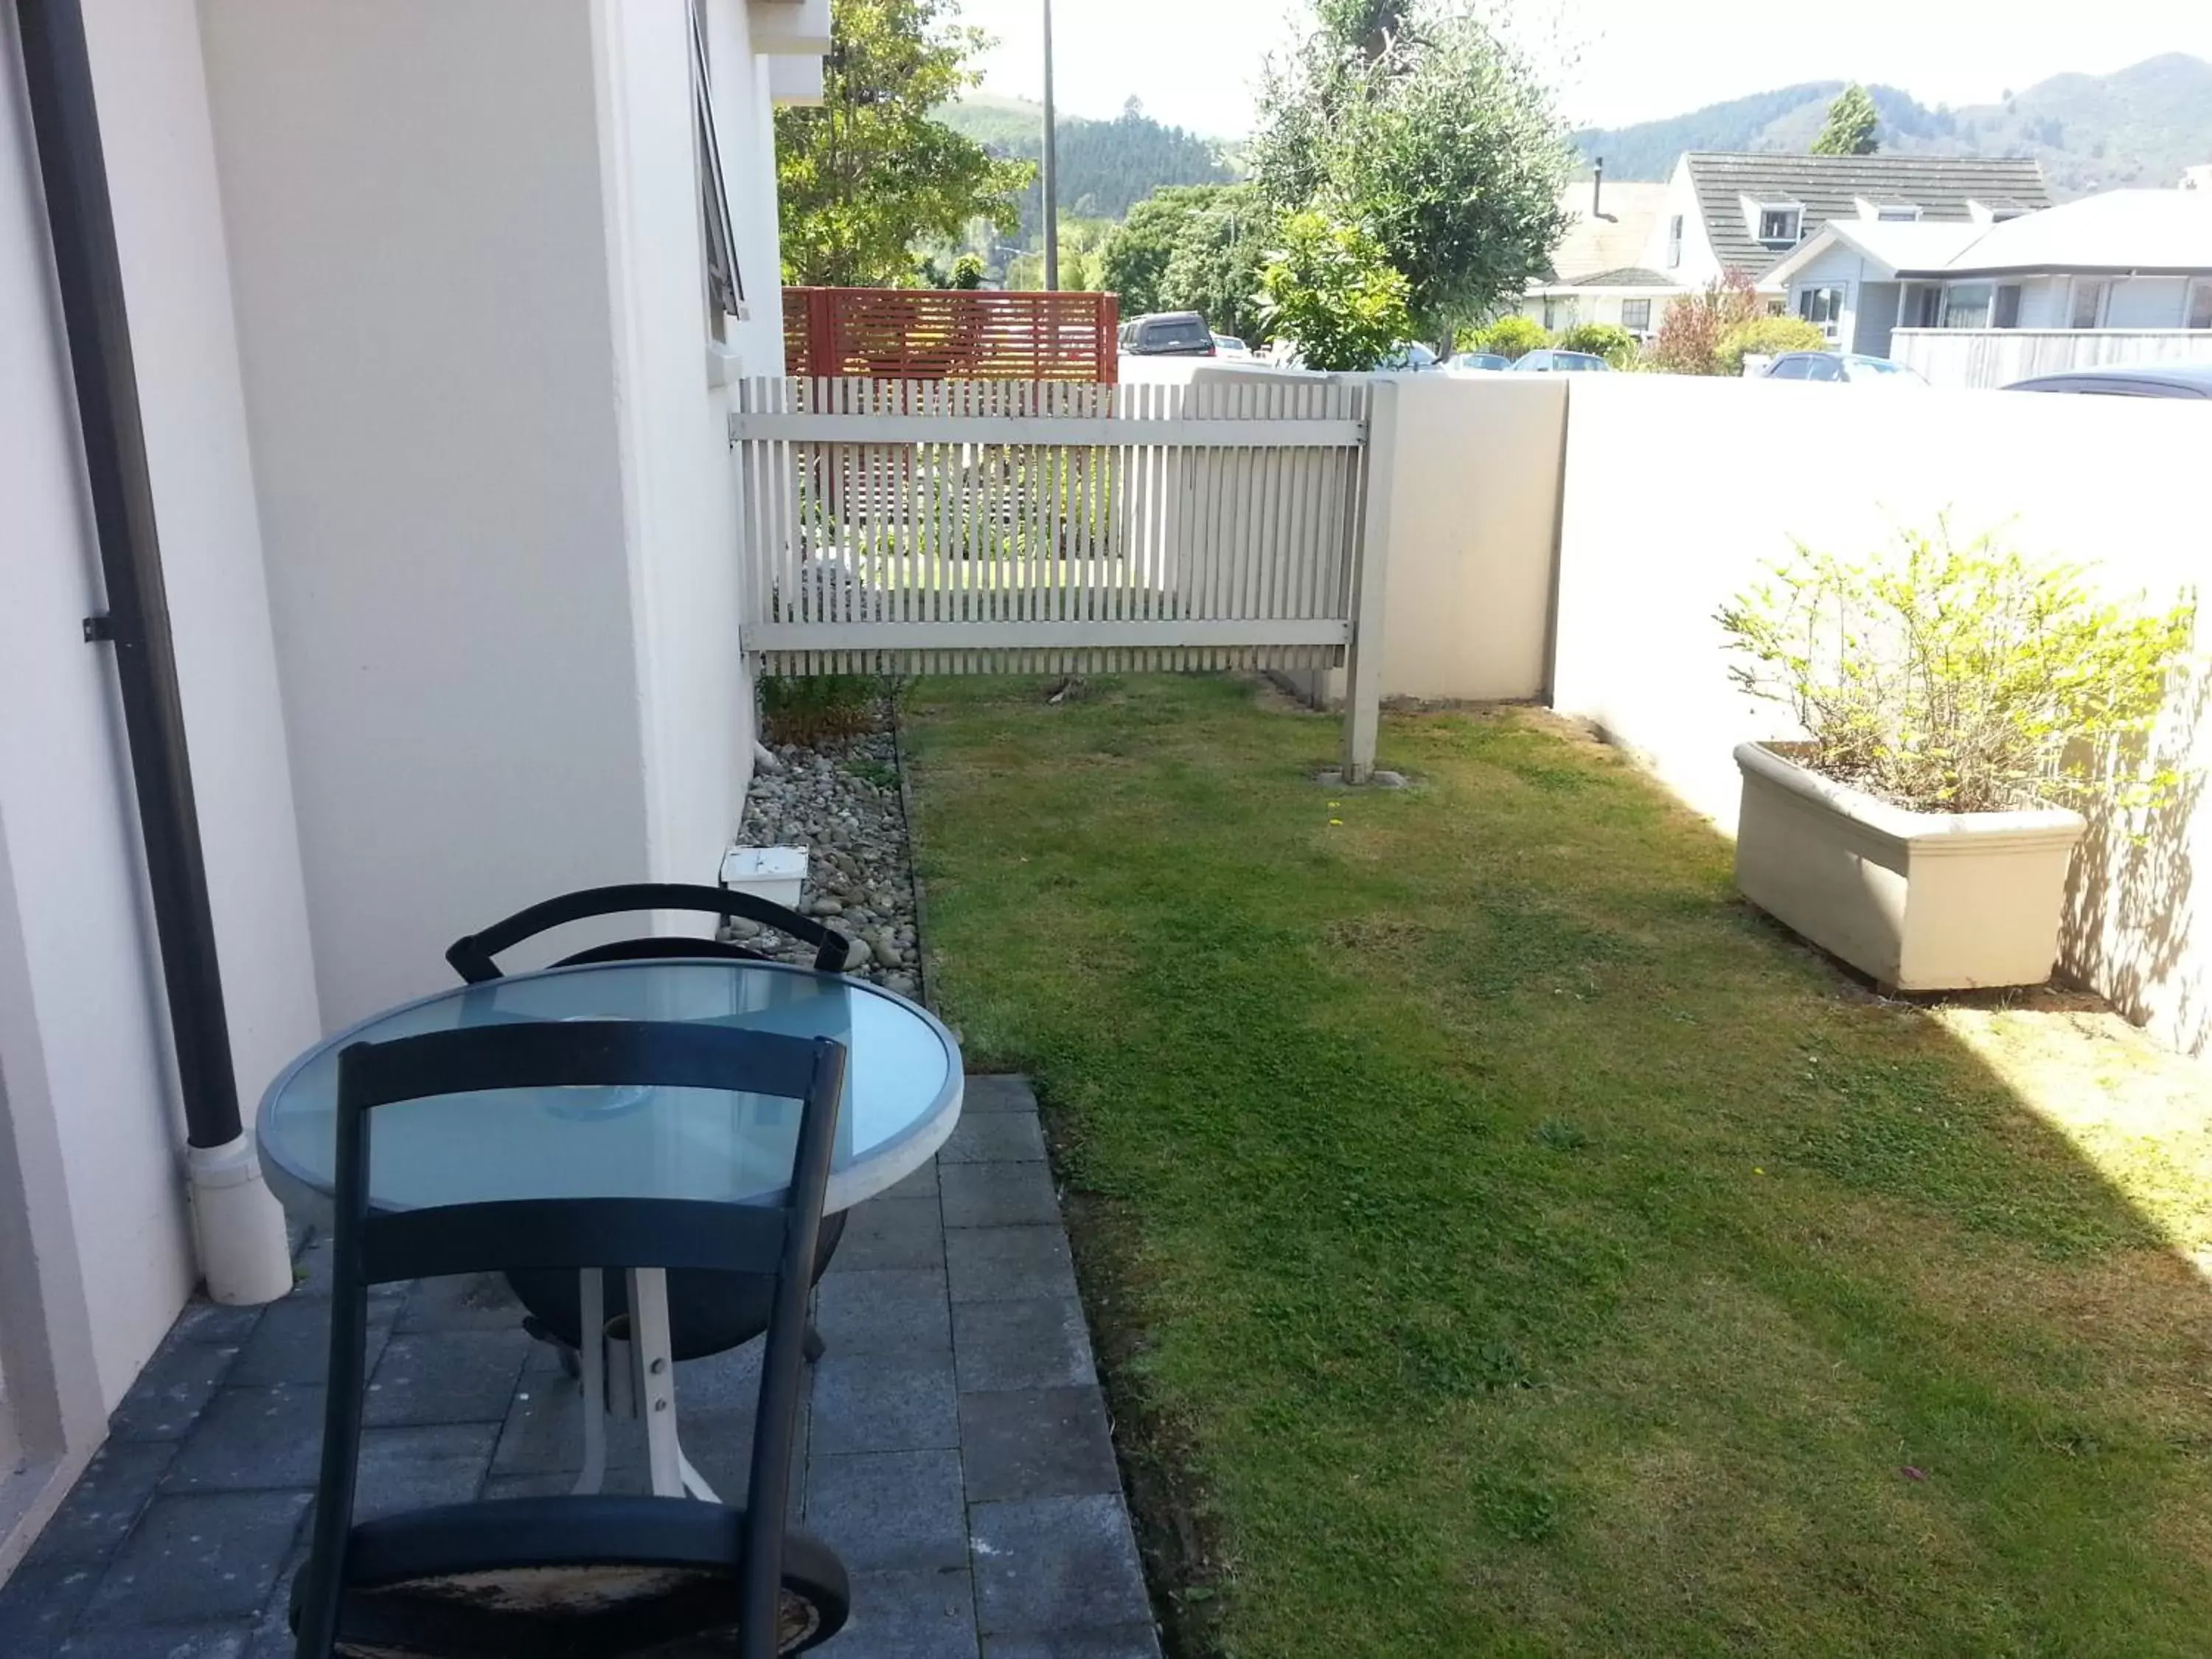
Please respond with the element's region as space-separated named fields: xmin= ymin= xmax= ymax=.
xmin=1040 ymin=0 xmax=1059 ymax=291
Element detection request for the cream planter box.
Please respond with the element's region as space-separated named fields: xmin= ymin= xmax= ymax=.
xmin=1732 ymin=743 xmax=2086 ymax=992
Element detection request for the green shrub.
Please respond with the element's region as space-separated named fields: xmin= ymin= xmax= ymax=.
xmin=1556 ymin=321 xmax=1640 ymax=368
xmin=1255 ymin=210 xmax=1413 ymax=372
xmin=1717 ymin=315 xmax=1829 ymax=377
xmin=1464 ymin=314 xmax=1550 ymax=361
xmin=760 ymin=675 xmax=882 ymax=748
xmin=1717 ymin=524 xmax=2195 ymax=815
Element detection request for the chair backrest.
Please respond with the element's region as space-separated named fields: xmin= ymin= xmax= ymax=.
xmin=293 ymin=1018 xmax=846 ymax=1659
xmin=445 ymin=882 xmax=851 ymax=980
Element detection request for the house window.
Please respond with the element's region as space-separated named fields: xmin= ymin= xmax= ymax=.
xmin=1756 ymin=204 xmax=1802 ymax=246
xmin=2187 ymin=279 xmax=2212 ymax=330
xmin=1993 ymin=285 xmax=2023 ymax=328
xmin=1796 ymin=285 xmax=1846 ymax=337
xmin=1667 ymin=215 xmax=1683 ymax=269
xmin=1621 ymin=298 xmax=1652 ymax=333
xmin=1876 ymin=204 xmax=1921 ymax=222
xmin=1543 ymin=296 xmax=1576 ymax=331
xmin=1943 ymin=283 xmax=1994 ymax=329
xmin=692 ymin=0 xmax=744 ymax=325
xmin=2070 ymin=278 xmax=2110 ymax=330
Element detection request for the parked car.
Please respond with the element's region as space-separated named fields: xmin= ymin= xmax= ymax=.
xmin=2002 ymin=362 xmax=2212 ymax=400
xmin=1513 ymin=349 xmax=1611 ymax=373
xmin=1211 ymin=333 xmax=1253 ymax=361
xmin=1119 ymin=311 xmax=1215 ymax=358
xmin=1376 ymin=341 xmax=1440 ymax=372
xmin=1444 ymin=351 xmax=1512 ymax=375
xmin=1763 ymin=351 xmax=1926 ymax=384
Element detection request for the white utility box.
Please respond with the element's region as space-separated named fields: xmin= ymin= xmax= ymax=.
xmin=720 ymin=845 xmax=808 ymax=912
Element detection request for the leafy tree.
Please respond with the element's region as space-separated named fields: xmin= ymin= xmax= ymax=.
xmin=1716 ymin=314 xmax=1827 ymax=375
xmin=1099 ymin=186 xmax=1225 ymax=317
xmin=1556 ymin=321 xmax=1641 ymax=367
xmin=776 ymin=0 xmax=1032 ymax=285
xmin=1463 ymin=314 xmax=1549 ymax=359
xmin=1255 ymin=209 xmax=1411 ymax=371
xmin=1647 ymin=270 xmax=1766 ymax=375
xmin=1253 ymin=1 xmax=1573 ymax=338
xmin=1159 ymin=187 xmax=1276 ymax=343
xmin=1812 ymin=83 xmax=1880 ymax=156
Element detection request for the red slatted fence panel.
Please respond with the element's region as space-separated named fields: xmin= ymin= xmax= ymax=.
xmin=782 ymin=288 xmax=1119 ymax=383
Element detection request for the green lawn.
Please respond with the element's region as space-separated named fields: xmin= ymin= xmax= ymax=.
xmin=904 ymin=674 xmax=2212 ymax=1658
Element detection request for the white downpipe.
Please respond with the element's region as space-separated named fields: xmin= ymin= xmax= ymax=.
xmin=185 ymin=1133 xmax=294 ymax=1304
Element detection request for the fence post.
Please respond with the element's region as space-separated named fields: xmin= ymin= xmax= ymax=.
xmin=1342 ymin=378 xmax=1397 ymax=783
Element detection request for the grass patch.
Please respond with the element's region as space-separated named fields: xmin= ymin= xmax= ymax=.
xmin=905 ymin=674 xmax=2212 ymax=1658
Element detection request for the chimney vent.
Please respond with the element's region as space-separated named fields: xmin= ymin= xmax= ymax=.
xmin=1592 ymin=156 xmax=1605 ymax=220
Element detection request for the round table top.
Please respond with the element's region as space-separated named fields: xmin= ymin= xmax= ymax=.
xmin=256 ymin=959 xmax=963 ymax=1224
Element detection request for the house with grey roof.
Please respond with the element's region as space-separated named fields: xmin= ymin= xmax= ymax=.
xmin=1764 ymin=187 xmax=2212 ymax=378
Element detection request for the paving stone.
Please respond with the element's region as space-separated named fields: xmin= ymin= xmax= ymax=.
xmin=881 ymin=1161 xmax=939 ymax=1201
xmin=487 ymin=1375 xmax=648 ymax=1478
xmin=959 ymin=1388 xmax=1119 ymax=1504
xmin=811 ymin=1351 xmax=959 ymax=1456
xmin=285 ymin=1234 xmax=406 ymax=1304
xmin=479 ymin=1466 xmax=651 ymax=1500
xmin=945 ymin=1228 xmax=1077 ymax=1305
xmin=0 ymin=1557 xmax=102 ymax=1658
xmin=815 ymin=1270 xmax=951 ymax=1354
xmin=352 ymin=1423 xmax=500 ymax=1520
xmin=227 ymin=1294 xmax=394 ymax=1388
xmin=392 ymin=1272 xmax=525 ymax=1334
xmin=59 ymin=1624 xmax=253 ymax=1658
xmin=938 ymin=1114 xmax=1046 ymax=1166
xmin=161 ymin=1386 xmax=325 ymax=1492
xmin=108 ymin=1340 xmax=238 ymax=1443
xmin=22 ymin=1441 xmax=178 ymax=1568
xmin=981 ymin=1627 xmax=1161 ymax=1658
xmin=827 ymin=1566 xmax=979 ymax=1658
xmin=831 ymin=1197 xmax=946 ymax=1272
xmin=77 ymin=1491 xmax=310 ymax=1630
xmin=364 ymin=1329 xmax=531 ymax=1427
xmin=166 ymin=1300 xmax=264 ymax=1348
xmin=806 ymin=1449 xmax=967 ymax=1573
xmin=969 ymin=1495 xmax=1151 ymax=1638
xmin=940 ymin=1163 xmax=1060 ymax=1231
xmin=960 ymin=1076 xmax=1040 ymax=1115
xmin=951 ymin=1300 xmax=1096 ymax=1394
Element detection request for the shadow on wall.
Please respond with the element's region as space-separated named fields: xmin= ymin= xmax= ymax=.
xmin=2065 ymin=663 xmax=2212 ymax=1053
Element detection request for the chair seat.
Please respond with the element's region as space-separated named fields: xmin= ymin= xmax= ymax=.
xmin=296 ymin=1496 xmax=849 ymax=1658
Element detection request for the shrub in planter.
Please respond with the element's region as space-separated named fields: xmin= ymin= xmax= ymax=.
xmin=1716 ymin=524 xmax=2194 ymax=988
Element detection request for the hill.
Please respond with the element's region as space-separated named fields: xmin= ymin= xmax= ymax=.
xmin=939 ymin=96 xmax=1234 ymax=240
xmin=1573 ymin=54 xmax=2212 ymax=198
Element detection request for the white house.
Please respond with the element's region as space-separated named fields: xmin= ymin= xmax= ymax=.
xmin=2 ymin=0 xmax=821 ymax=1572
xmin=1764 ymin=189 xmax=2212 ymax=361
xmin=1520 ymin=171 xmax=1675 ymax=341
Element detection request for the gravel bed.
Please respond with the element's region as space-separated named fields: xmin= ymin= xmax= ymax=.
xmin=731 ymin=727 xmax=920 ymax=999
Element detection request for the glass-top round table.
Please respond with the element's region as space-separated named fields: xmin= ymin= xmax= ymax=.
xmin=255 ymin=957 xmax=964 ymax=1503
xmin=257 ymin=958 xmax=964 ymax=1225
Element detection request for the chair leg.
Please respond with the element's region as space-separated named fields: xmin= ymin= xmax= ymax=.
xmin=573 ymin=1270 xmax=607 ymax=1498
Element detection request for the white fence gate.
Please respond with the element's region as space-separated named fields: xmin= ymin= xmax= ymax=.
xmin=731 ymin=376 xmax=1399 ymax=774
xmin=1890 ymin=328 xmax=2212 ymax=389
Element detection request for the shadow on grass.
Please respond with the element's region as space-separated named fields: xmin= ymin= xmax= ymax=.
xmin=903 ymin=672 xmax=2212 ymax=1659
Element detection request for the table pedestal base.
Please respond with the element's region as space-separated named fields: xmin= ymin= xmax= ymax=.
xmin=570 ymin=1268 xmax=721 ymax=1501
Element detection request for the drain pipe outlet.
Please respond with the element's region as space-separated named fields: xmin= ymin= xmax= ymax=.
xmin=19 ymin=0 xmax=293 ymax=1304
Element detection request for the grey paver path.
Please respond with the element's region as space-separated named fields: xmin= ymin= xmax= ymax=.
xmin=0 ymin=1077 xmax=1159 ymax=1659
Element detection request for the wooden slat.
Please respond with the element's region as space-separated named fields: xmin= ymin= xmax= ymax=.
xmin=745 ymin=619 xmax=1351 ymax=650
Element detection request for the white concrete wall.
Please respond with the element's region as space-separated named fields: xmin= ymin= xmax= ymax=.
xmin=1548 ymin=375 xmax=2212 ymax=1051
xmin=1 ymin=0 xmax=319 ymax=1531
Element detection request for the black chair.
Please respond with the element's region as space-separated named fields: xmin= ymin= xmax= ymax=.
xmin=293 ymin=1018 xmax=851 ymax=1658
xmin=446 ymin=884 xmax=853 ymax=1363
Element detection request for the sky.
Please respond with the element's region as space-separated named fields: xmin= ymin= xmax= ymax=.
xmin=953 ymin=0 xmax=2212 ymax=139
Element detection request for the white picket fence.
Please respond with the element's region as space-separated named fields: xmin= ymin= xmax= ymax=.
xmin=1890 ymin=328 xmax=2212 ymax=389
xmin=730 ymin=377 xmax=1386 ymax=683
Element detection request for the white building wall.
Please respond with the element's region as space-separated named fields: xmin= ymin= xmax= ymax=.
xmin=198 ymin=0 xmax=658 ymax=1023
xmin=1646 ymin=157 xmax=1721 ymax=287
xmin=1 ymin=0 xmax=319 ymax=1475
